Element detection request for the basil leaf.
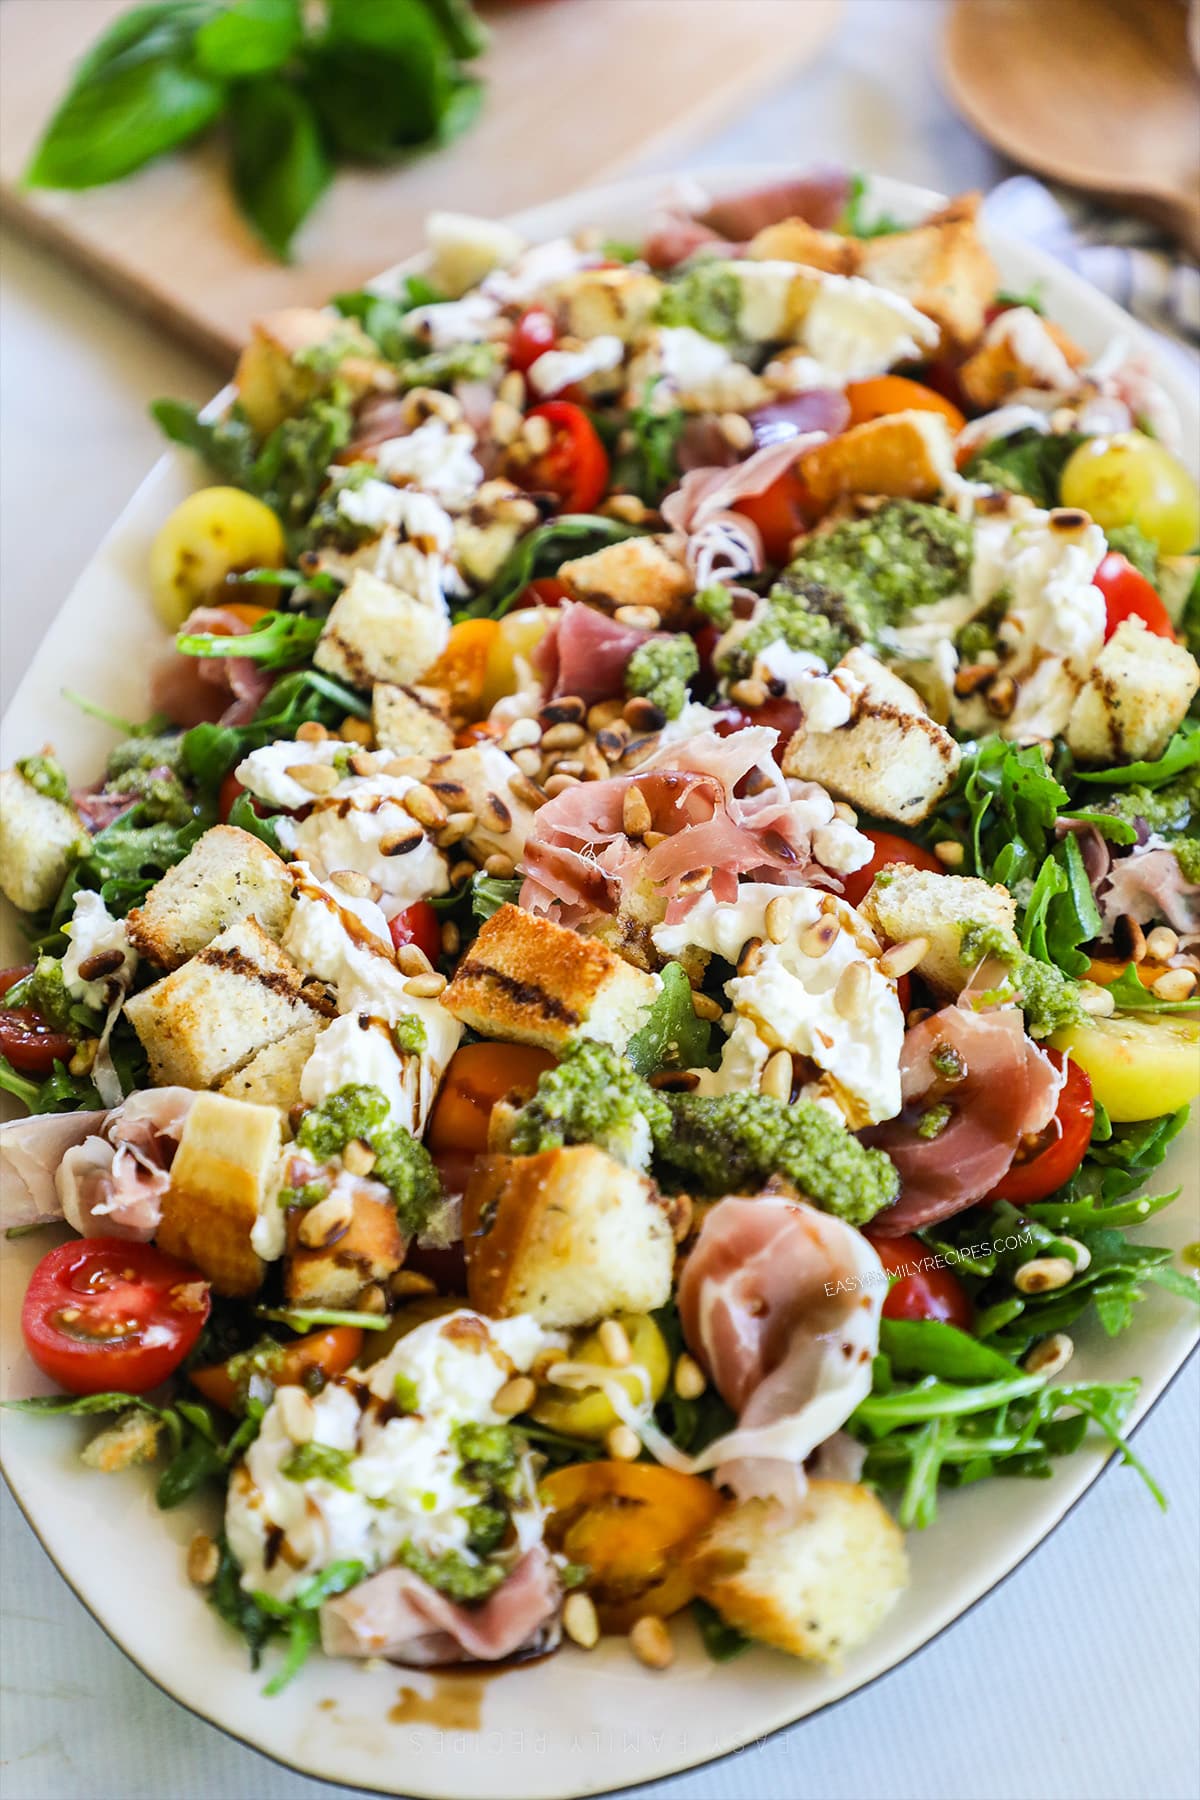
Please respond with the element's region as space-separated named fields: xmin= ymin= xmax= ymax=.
xmin=419 ymin=0 xmax=490 ymax=60
xmin=1073 ymin=720 xmax=1200 ymax=789
xmin=229 ymin=76 xmax=331 ymax=260
xmin=26 ymin=53 xmax=225 ymax=189
xmin=196 ymin=0 xmax=302 ymax=77
xmin=72 ymin=2 xmax=216 ymax=82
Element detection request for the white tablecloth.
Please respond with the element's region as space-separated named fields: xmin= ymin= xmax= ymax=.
xmin=2 ymin=4 xmax=1197 ymax=1796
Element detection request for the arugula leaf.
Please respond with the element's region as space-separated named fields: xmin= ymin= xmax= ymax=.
xmin=195 ymin=0 xmax=301 ymax=78
xmin=1101 ymin=964 xmax=1200 ymax=1013
xmin=691 ymin=1598 xmax=750 ymax=1662
xmin=1073 ymin=720 xmax=1200 ymax=789
xmin=177 ymin=609 xmax=323 ymax=669
xmin=1021 ymin=831 xmax=1101 ymax=977
xmin=457 ymin=516 xmax=646 ymax=621
xmin=839 ymin=172 xmax=903 ymax=239
xmin=181 ymin=664 xmax=366 ymax=792
xmin=626 ymin=962 xmax=714 ymax=1077
xmin=955 ymin=736 xmax=1069 ymax=888
xmin=609 ymin=386 xmax=685 ymax=505
xmin=963 ymin=430 xmax=1086 ymax=508
xmin=470 ymin=873 xmax=522 ymax=923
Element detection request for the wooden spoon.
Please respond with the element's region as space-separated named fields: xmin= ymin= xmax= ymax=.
xmin=943 ymin=0 xmax=1200 ymax=256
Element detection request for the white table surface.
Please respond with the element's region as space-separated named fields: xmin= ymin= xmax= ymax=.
xmin=1 ymin=4 xmax=1197 ymax=1797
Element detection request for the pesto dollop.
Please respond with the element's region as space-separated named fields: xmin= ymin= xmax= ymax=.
xmin=295 ymin=1084 xmax=441 ymax=1236
xmin=509 ymin=1040 xmax=670 ymax=1170
xmin=624 ymin=635 xmax=699 ymax=720
xmin=784 ymin=501 xmax=973 ymax=627
xmin=655 ymin=263 xmax=742 ymax=342
xmin=958 ymin=921 xmax=1084 ymax=1038
xmin=17 ymin=753 xmax=72 ymax=807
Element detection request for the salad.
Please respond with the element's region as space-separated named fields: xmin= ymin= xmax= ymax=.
xmin=2 ymin=169 xmax=1198 ymax=1691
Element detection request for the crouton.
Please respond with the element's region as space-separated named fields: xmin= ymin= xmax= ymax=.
xmin=425 ymin=212 xmax=525 ymax=297
xmin=782 ymin=650 xmax=961 ymax=825
xmin=454 ymin=481 xmax=542 ymax=587
xmin=235 ymin=308 xmax=387 ymax=436
xmin=218 ymin=1021 xmax=326 ymax=1112
xmin=126 ymin=826 xmax=294 ymax=971
xmin=423 ymin=744 xmax=540 ymax=860
xmin=959 ymin=309 xmax=1087 ymax=409
xmin=284 ymin=1186 xmax=405 ymax=1309
xmin=857 ymin=194 xmax=999 ymax=348
xmin=859 ymin=865 xmax=1017 ymax=995
xmin=558 ymin=535 xmax=693 ymax=620
xmin=442 ymin=904 xmax=659 ymax=1052
xmin=552 ymin=266 xmax=664 ymax=343
xmin=372 ymin=682 xmax=455 ymax=757
xmin=462 ymin=1145 xmax=674 ymax=1326
xmin=314 ymin=569 xmax=450 ymax=690
xmin=156 ymin=1092 xmax=281 ymax=1296
xmin=1066 ymin=619 xmax=1200 ymax=765
xmin=747 ymin=219 xmax=859 ymax=274
xmin=125 ymin=915 xmax=330 ymax=1089
xmin=688 ymin=1483 xmax=908 ymax=1664
xmin=80 ymin=1410 xmax=163 ymax=1473
xmin=799 ymin=411 xmax=956 ymax=507
xmin=0 ymin=768 xmax=84 ymax=912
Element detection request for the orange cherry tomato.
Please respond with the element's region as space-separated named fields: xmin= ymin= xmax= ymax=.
xmin=1093 ymin=552 xmax=1176 ymax=642
xmin=214 ymin=601 xmax=272 ymax=629
xmin=840 ymin=832 xmax=944 ymax=911
xmin=512 ymin=577 xmax=569 ymax=611
xmin=863 ymin=1231 xmax=973 ymax=1329
xmin=540 ymin=1462 xmax=724 ymax=1631
xmin=427 ymin=1042 xmax=557 ymax=1156
xmin=1085 ymin=957 xmax=1160 ymax=989
xmin=423 ymin=618 xmax=502 ymax=723
xmin=845 ymin=376 xmax=966 ymax=434
xmin=732 ymin=466 xmax=820 ymax=565
xmin=189 ymin=1325 xmax=363 ymax=1412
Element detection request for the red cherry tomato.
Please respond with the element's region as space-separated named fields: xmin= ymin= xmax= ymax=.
xmin=840 ymin=832 xmax=944 ymax=912
xmin=508 ymin=307 xmax=557 ymax=374
xmin=388 ymin=901 xmax=442 ymax=965
xmin=1093 ymin=552 xmax=1175 ymax=642
xmin=21 ymin=1238 xmax=211 ymax=1395
xmin=986 ymin=1053 xmax=1094 ymax=1204
xmin=515 ymin=402 xmax=610 ymax=514
xmin=732 ymin=467 xmax=820 ymax=565
xmin=0 ymin=966 xmax=74 ymax=1077
xmin=712 ymin=696 xmax=802 ymax=766
xmin=865 ymin=1230 xmax=974 ymax=1329
xmin=512 ymin=577 xmax=570 ymax=611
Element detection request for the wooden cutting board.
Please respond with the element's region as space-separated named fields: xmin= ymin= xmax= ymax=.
xmin=0 ymin=0 xmax=841 ymax=368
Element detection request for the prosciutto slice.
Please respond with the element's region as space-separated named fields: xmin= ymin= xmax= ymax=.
xmin=865 ymin=1005 xmax=1064 ymax=1234
xmin=1 ymin=1088 xmax=195 ymax=1239
xmin=674 ymin=1195 xmax=883 ymax=1503
xmin=534 ymin=601 xmax=654 ymax=704
xmin=320 ymin=1546 xmax=561 ymax=1666
xmin=643 ymin=171 xmax=850 ymax=268
xmin=1097 ymin=846 xmax=1200 ymax=940
xmin=150 ymin=606 xmax=273 ymax=729
xmin=660 ymin=435 xmax=826 ymax=540
xmin=0 ymin=1109 xmax=107 ymax=1230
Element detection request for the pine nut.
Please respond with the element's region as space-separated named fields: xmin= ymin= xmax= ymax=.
xmin=671 ymin=1192 xmax=694 ymax=1243
xmin=298 ymin=1193 xmax=355 ymax=1248
xmin=389 ymin=1269 xmax=438 ymax=1299
xmin=761 ymin=1049 xmax=793 ymax=1102
xmin=602 ymin=493 xmax=649 ymax=524
xmin=1023 ymin=1333 xmax=1074 ymax=1379
xmin=606 ymin=1424 xmax=641 ymax=1462
xmin=286 ymin=762 xmax=339 ymax=794
xmin=339 ymin=716 xmax=374 ymax=746
xmin=563 ymin=1591 xmax=600 ymax=1649
xmin=380 ymin=829 xmax=425 ymax=857
xmin=357 ymin=1282 xmax=389 ymax=1315
xmin=598 ymin=1319 xmax=632 ymax=1366
xmin=764 ymin=894 xmax=792 ymax=944
xmin=587 ymin=699 xmax=626 ymax=732
xmin=502 ymin=718 xmax=542 ymax=752
xmin=187 ymin=1533 xmax=220 ymax=1586
xmin=513 ymin=747 xmax=544 ymax=777
xmin=509 ymin=771 xmax=547 ymax=808
xmin=691 ymin=990 xmax=724 ymax=1021
xmin=1079 ymin=983 xmax=1115 ymax=1017
xmin=479 ymin=853 xmax=512 ymax=880
xmin=1014 ymin=1256 xmax=1076 ymax=1295
xmin=541 ymin=722 xmax=586 ymax=751
xmin=623 ymin=696 xmax=666 ymax=733
xmin=934 ymin=841 xmax=964 ymax=868
xmin=342 ymin=1138 xmax=377 ymax=1176
xmin=674 ymin=1354 xmax=707 ymax=1400
xmin=643 ymin=829 xmax=666 ymax=848
xmin=523 ymin=414 xmax=552 ymax=455
xmin=622 ymin=784 xmax=653 ymax=836
xmin=297 ymin=720 xmax=330 ymax=743
xmin=544 ymin=773 xmax=582 ymax=798
xmin=383 ymin=755 xmax=429 ymax=779
xmin=1059 ymin=1235 xmax=1091 ymax=1273
xmin=540 ymin=696 xmax=586 ymax=726
xmin=276 ymin=1385 xmax=316 ymax=1445
xmin=489 ymin=400 xmax=523 ymax=445
xmin=441 ymin=920 xmax=461 ymax=956
xmin=450 ymin=859 xmax=477 ymax=887
xmin=1152 ymin=968 xmax=1196 ymax=1002
xmin=498 ymin=369 xmax=526 ymax=410
xmin=614 ymin=604 xmax=659 ymax=631
xmin=437 ymin=810 xmax=477 ymax=846
xmin=800 ymin=917 xmax=840 ymax=958
xmin=330 ymin=868 xmax=378 ymax=901
xmin=719 ymin=411 xmax=754 ymax=450
xmin=493 ymin=1376 xmax=536 ymax=1417
xmin=629 ymin=1615 xmax=674 ymax=1670
xmin=1145 ymin=926 xmax=1179 ymax=961
xmin=834 ymin=959 xmax=871 ymax=1018
xmin=397 ymin=943 xmax=433 ymax=975
xmin=879 ymin=936 xmax=928 ymax=980
xmin=1112 ymin=913 xmax=1147 ymax=963
xmin=985 ymin=675 xmax=1017 ymax=719
xmin=404 ymin=971 xmax=447 ymax=998
xmin=403 ymin=783 xmax=448 ymax=828
xmin=729 ymin=677 xmax=768 ymax=709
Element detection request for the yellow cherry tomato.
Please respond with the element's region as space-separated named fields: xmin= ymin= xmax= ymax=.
xmin=531 ymin=1313 xmax=670 ymax=1441
xmin=1060 ymin=432 xmax=1200 ymax=556
xmin=149 ymin=486 xmax=286 ymax=630
xmin=480 ymin=606 xmax=555 ymax=714
xmin=1049 ymin=1014 xmax=1200 ymax=1121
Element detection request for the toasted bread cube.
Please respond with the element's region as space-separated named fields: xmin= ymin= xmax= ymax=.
xmin=782 ymin=651 xmax=961 ymax=826
xmin=218 ymin=1021 xmax=326 ymax=1112
xmin=453 ymin=481 xmax=542 ymax=587
xmin=235 ymin=309 xmax=386 ymax=436
xmin=424 ymin=745 xmax=539 ymax=860
xmin=284 ymin=1188 xmax=405 ymax=1309
xmin=0 ymin=768 xmax=83 ymax=912
xmin=314 ymin=569 xmax=451 ymax=690
xmin=857 ymin=195 xmax=999 ymax=348
xmin=462 ymin=1145 xmax=674 ymax=1326
xmin=859 ymin=865 xmax=1017 ymax=995
xmin=156 ymin=1092 xmax=281 ymax=1296
xmin=747 ymin=219 xmax=858 ymax=274
xmin=959 ymin=309 xmax=1086 ymax=409
xmin=126 ymin=826 xmax=294 ymax=971
xmin=552 ymin=266 xmax=664 ymax=343
xmin=1066 ymin=619 xmax=1200 ymax=765
xmin=442 ymin=904 xmax=659 ymax=1052
xmin=689 ymin=1483 xmax=908 ymax=1664
xmin=800 ymin=411 xmax=956 ymax=507
xmin=558 ymin=535 xmax=693 ymax=619
xmin=80 ymin=1410 xmax=164 ymax=1473
xmin=124 ymin=916 xmax=328 ymax=1089
xmin=372 ymin=683 xmax=455 ymax=757
xmin=425 ymin=212 xmax=525 ymax=297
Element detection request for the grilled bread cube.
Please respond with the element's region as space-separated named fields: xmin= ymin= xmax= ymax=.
xmin=782 ymin=650 xmax=961 ymax=826
xmin=0 ymin=767 xmax=84 ymax=912
xmin=462 ymin=1145 xmax=675 ymax=1326
xmin=314 ymin=569 xmax=451 ymax=690
xmin=799 ymin=410 xmax=956 ymax=507
xmin=235 ymin=308 xmax=387 ymax=436
xmin=551 ymin=266 xmax=664 ymax=343
xmin=859 ymin=865 xmax=1017 ymax=995
xmin=557 ymin=535 xmax=693 ymax=620
xmin=372 ymin=682 xmax=455 ymax=757
xmin=156 ymin=1092 xmax=281 ymax=1295
xmin=218 ymin=1021 xmax=326 ymax=1112
xmin=856 ymin=194 xmax=999 ymax=348
xmin=959 ymin=309 xmax=1086 ymax=409
xmin=747 ymin=219 xmax=858 ymax=274
xmin=125 ymin=915 xmax=330 ymax=1089
xmin=80 ymin=1410 xmax=164 ymax=1473
xmin=425 ymin=211 xmax=525 ymax=296
xmin=688 ymin=1483 xmax=908 ymax=1664
xmin=126 ymin=825 xmax=294 ymax=970
xmin=284 ymin=1185 xmax=405 ymax=1309
xmin=454 ymin=481 xmax=543 ymax=587
xmin=442 ymin=904 xmax=659 ymax=1052
xmin=1066 ymin=619 xmax=1200 ymax=766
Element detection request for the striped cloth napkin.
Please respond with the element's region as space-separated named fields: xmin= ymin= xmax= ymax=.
xmin=983 ymin=175 xmax=1200 ymax=371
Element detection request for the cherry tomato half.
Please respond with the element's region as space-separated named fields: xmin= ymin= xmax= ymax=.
xmin=0 ymin=966 xmax=74 ymax=1077
xmin=712 ymin=696 xmax=802 ymax=766
xmin=732 ymin=466 xmax=820 ymax=565
xmin=388 ymin=901 xmax=442 ymax=966
xmin=845 ymin=376 xmax=966 ymax=434
xmin=865 ymin=1231 xmax=973 ymax=1329
xmin=840 ymin=832 xmax=944 ymax=911
xmin=986 ymin=1052 xmax=1094 ymax=1204
xmin=512 ymin=577 xmax=569 ymax=612
xmin=427 ymin=1042 xmax=557 ymax=1156
xmin=1093 ymin=552 xmax=1175 ymax=642
xmin=515 ymin=402 xmax=610 ymax=514
xmin=190 ymin=1325 xmax=363 ymax=1413
xmin=508 ymin=307 xmax=557 ymax=374
xmin=22 ymin=1238 xmax=210 ymax=1395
